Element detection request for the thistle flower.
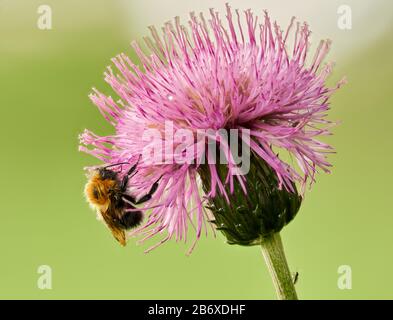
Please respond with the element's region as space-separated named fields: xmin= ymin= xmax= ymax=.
xmin=80 ymin=4 xmax=345 ymax=299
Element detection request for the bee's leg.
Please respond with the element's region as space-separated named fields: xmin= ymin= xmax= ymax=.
xmin=126 ymin=155 xmax=141 ymax=176
xmin=122 ymin=194 xmax=137 ymax=205
xmin=120 ymin=156 xmax=141 ymax=191
xmin=135 ymin=177 xmax=161 ymax=205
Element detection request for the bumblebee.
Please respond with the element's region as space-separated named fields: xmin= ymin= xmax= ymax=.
xmin=84 ymin=160 xmax=160 ymax=246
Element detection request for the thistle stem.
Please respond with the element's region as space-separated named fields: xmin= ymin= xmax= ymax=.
xmin=260 ymin=233 xmax=298 ymax=300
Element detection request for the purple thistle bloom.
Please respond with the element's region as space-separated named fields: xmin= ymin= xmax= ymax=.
xmin=80 ymin=4 xmax=345 ymax=253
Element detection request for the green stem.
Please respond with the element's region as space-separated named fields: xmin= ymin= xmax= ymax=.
xmin=260 ymin=233 xmax=298 ymax=300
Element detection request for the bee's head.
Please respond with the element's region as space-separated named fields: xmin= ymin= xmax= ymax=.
xmin=98 ymin=168 xmax=118 ymax=181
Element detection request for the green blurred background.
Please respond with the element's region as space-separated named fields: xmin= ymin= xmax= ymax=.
xmin=1 ymin=0 xmax=392 ymax=299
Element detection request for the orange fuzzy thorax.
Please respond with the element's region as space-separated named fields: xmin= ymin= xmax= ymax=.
xmin=84 ymin=172 xmax=118 ymax=211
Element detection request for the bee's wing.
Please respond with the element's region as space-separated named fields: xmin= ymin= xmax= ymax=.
xmin=99 ymin=207 xmax=127 ymax=247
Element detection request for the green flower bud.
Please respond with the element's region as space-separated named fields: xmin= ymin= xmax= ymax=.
xmin=198 ymin=152 xmax=302 ymax=246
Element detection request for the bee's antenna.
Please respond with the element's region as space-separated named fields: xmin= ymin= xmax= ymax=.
xmin=103 ymin=162 xmax=130 ymax=170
